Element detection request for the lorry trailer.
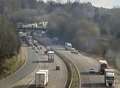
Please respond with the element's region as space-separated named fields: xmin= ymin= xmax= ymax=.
xmin=35 ymin=70 xmax=48 ymax=88
xmin=47 ymin=50 xmax=54 ymax=62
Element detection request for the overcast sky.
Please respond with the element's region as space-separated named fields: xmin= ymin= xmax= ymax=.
xmin=41 ymin=0 xmax=120 ymax=8
xmin=81 ymin=0 xmax=113 ymax=8
xmin=81 ymin=0 xmax=120 ymax=8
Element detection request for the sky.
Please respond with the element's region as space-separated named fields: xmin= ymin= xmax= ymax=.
xmin=80 ymin=0 xmax=120 ymax=8
xmin=112 ymin=0 xmax=120 ymax=7
xmin=81 ymin=0 xmax=113 ymax=8
xmin=41 ymin=0 xmax=120 ymax=8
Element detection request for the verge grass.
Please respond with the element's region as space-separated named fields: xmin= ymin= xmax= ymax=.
xmin=0 ymin=47 xmax=27 ymax=79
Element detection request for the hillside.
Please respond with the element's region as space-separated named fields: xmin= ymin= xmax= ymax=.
xmin=0 ymin=0 xmax=120 ymax=69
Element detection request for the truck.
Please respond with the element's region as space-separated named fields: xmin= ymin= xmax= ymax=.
xmin=35 ymin=70 xmax=48 ymax=88
xmin=65 ymin=42 xmax=72 ymax=50
xmin=104 ymin=69 xmax=115 ymax=87
xmin=47 ymin=50 xmax=54 ymax=62
xmin=99 ymin=60 xmax=108 ymax=74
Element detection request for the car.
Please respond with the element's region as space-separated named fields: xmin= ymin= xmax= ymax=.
xmin=37 ymin=46 xmax=42 ymax=50
xmin=71 ymin=48 xmax=79 ymax=54
xmin=89 ymin=68 xmax=96 ymax=74
xmin=35 ymin=49 xmax=39 ymax=53
xmin=72 ymin=51 xmax=79 ymax=54
xmin=56 ymin=66 xmax=60 ymax=70
xmin=32 ymin=46 xmax=36 ymax=49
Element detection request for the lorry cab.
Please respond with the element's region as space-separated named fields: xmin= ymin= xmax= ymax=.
xmin=65 ymin=42 xmax=72 ymax=50
xmin=105 ymin=69 xmax=115 ymax=87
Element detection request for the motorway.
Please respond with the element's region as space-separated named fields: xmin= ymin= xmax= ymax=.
xmin=0 ymin=44 xmax=67 ymax=88
xmin=0 ymin=47 xmax=39 ymax=88
xmin=33 ymin=33 xmax=120 ymax=88
xmin=52 ymin=45 xmax=120 ymax=88
xmin=32 ymin=46 xmax=67 ymax=88
xmin=34 ymin=35 xmax=120 ymax=88
xmin=56 ymin=50 xmax=105 ymax=88
xmin=2 ymin=33 xmax=119 ymax=88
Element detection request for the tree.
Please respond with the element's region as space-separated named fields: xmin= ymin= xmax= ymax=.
xmin=0 ymin=16 xmax=20 ymax=58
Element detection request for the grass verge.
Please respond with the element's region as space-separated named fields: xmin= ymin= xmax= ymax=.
xmin=0 ymin=47 xmax=27 ymax=79
xmin=69 ymin=62 xmax=80 ymax=88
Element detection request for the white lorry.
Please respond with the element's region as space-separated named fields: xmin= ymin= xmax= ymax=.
xmin=35 ymin=70 xmax=48 ymax=88
xmin=65 ymin=42 xmax=72 ymax=50
xmin=47 ymin=50 xmax=54 ymax=62
xmin=104 ymin=69 xmax=115 ymax=87
xmin=99 ymin=60 xmax=108 ymax=74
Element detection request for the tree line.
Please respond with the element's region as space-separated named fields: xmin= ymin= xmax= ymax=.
xmin=0 ymin=16 xmax=20 ymax=59
xmin=1 ymin=0 xmax=120 ymax=57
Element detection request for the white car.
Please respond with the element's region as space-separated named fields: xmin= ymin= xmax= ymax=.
xmin=71 ymin=48 xmax=79 ymax=54
xmin=89 ymin=68 xmax=96 ymax=74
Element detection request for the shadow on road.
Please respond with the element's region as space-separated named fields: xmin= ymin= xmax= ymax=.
xmin=12 ymin=84 xmax=35 ymax=88
xmin=32 ymin=60 xmax=52 ymax=63
xmin=81 ymin=83 xmax=105 ymax=87
xmin=80 ymin=72 xmax=100 ymax=75
xmin=54 ymin=48 xmax=65 ymax=50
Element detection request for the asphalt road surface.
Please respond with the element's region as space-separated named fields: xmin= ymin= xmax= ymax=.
xmin=0 ymin=45 xmax=67 ymax=88
xmin=54 ymin=46 xmax=120 ymax=88
xmin=0 ymin=47 xmax=39 ymax=88
xmin=33 ymin=35 xmax=120 ymax=88
xmin=28 ymin=46 xmax=67 ymax=88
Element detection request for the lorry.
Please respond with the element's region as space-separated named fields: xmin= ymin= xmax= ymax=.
xmin=65 ymin=42 xmax=72 ymax=50
xmin=35 ymin=70 xmax=48 ymax=88
xmin=99 ymin=60 xmax=108 ymax=74
xmin=104 ymin=69 xmax=115 ymax=87
xmin=47 ymin=50 xmax=54 ymax=62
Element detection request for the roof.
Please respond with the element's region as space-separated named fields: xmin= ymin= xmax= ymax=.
xmin=36 ymin=70 xmax=48 ymax=74
xmin=105 ymin=69 xmax=114 ymax=72
xmin=47 ymin=51 xmax=54 ymax=54
xmin=65 ymin=42 xmax=72 ymax=46
xmin=36 ymin=71 xmax=46 ymax=74
xmin=106 ymin=72 xmax=114 ymax=77
xmin=99 ymin=60 xmax=107 ymax=64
